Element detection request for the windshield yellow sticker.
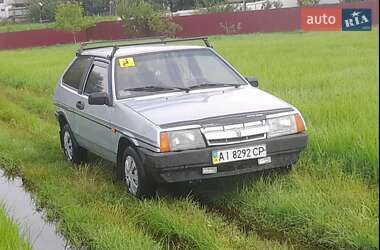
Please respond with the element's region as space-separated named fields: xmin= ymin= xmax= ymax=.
xmin=119 ymin=57 xmax=135 ymax=68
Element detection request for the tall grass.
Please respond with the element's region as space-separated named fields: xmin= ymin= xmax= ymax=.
xmin=0 ymin=16 xmax=118 ymax=33
xmin=0 ymin=207 xmax=31 ymax=250
xmin=208 ymin=160 xmax=379 ymax=249
xmin=212 ymin=29 xmax=379 ymax=183
xmin=207 ymin=29 xmax=379 ymax=249
xmin=0 ymin=29 xmax=378 ymax=249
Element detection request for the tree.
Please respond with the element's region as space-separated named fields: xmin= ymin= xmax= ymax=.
xmin=27 ymin=0 xmax=62 ymax=22
xmin=81 ymin=0 xmax=111 ymax=16
xmin=28 ymin=0 xmax=113 ymax=22
xmin=55 ymin=2 xmax=95 ymax=43
xmin=116 ymin=0 xmax=181 ymax=37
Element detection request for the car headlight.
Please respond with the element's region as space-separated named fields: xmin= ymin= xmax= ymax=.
xmin=267 ymin=113 xmax=306 ymax=138
xmin=160 ymin=129 xmax=206 ymax=152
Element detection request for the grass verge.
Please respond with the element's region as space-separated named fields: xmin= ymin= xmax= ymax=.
xmin=0 ymin=16 xmax=118 ymax=33
xmin=0 ymin=206 xmax=31 ymax=250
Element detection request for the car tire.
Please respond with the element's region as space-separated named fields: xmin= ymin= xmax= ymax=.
xmin=60 ymin=123 xmax=87 ymax=164
xmin=120 ymin=146 xmax=153 ymax=198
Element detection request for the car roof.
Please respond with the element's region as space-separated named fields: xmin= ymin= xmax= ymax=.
xmin=80 ymin=45 xmax=206 ymax=59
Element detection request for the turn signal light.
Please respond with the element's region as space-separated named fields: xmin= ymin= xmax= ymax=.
xmin=295 ymin=114 xmax=306 ymax=133
xmin=160 ymin=132 xmax=171 ymax=152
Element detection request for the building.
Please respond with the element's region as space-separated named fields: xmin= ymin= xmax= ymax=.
xmin=0 ymin=0 xmax=28 ymax=21
xmin=228 ymin=0 xmax=340 ymax=10
xmin=170 ymin=0 xmax=341 ymax=16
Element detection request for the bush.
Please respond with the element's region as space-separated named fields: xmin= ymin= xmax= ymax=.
xmin=54 ymin=2 xmax=95 ymax=43
xmin=261 ymin=0 xmax=283 ymax=9
xmin=261 ymin=0 xmax=272 ymax=9
xmin=297 ymin=0 xmax=320 ymax=7
xmin=116 ymin=0 xmax=181 ymax=37
xmin=272 ymin=0 xmax=283 ymax=8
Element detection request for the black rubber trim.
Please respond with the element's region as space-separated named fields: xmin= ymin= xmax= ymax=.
xmin=78 ymin=57 xmax=95 ymax=95
xmin=138 ymin=133 xmax=307 ymax=182
xmin=107 ymin=58 xmax=114 ymax=106
xmin=157 ymin=152 xmax=300 ymax=183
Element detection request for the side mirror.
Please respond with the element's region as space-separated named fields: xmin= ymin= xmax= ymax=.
xmin=246 ymin=77 xmax=259 ymax=87
xmin=88 ymin=92 xmax=109 ymax=106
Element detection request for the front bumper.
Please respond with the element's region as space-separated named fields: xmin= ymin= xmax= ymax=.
xmin=139 ymin=133 xmax=307 ymax=183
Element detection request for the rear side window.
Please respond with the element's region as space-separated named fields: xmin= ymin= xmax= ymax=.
xmin=62 ymin=57 xmax=91 ymax=89
xmin=84 ymin=65 xmax=108 ymax=95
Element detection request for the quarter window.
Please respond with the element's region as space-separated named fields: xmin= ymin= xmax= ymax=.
xmin=84 ymin=65 xmax=108 ymax=94
xmin=62 ymin=57 xmax=91 ymax=89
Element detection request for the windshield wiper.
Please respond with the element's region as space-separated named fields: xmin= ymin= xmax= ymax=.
xmin=123 ymin=83 xmax=240 ymax=93
xmin=187 ymin=82 xmax=241 ymax=91
xmin=124 ymin=85 xmax=189 ymax=92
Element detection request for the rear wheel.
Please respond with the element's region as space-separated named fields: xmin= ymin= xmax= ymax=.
xmin=120 ymin=146 xmax=153 ymax=198
xmin=60 ymin=124 xmax=87 ymax=164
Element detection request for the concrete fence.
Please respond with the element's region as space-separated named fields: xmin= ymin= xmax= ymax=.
xmin=0 ymin=0 xmax=378 ymax=50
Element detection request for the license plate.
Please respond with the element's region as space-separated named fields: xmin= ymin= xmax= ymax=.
xmin=212 ymin=145 xmax=266 ymax=165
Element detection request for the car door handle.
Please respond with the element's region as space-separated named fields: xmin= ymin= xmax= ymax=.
xmin=76 ymin=101 xmax=85 ymax=110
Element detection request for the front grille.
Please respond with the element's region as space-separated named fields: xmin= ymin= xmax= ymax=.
xmin=208 ymin=133 xmax=266 ymax=145
xmin=201 ymin=120 xmax=268 ymax=146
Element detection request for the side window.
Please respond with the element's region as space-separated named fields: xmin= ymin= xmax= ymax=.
xmin=84 ymin=65 xmax=108 ymax=95
xmin=62 ymin=57 xmax=91 ymax=89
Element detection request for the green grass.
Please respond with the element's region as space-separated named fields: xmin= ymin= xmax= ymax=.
xmin=0 ymin=21 xmax=54 ymax=33
xmin=207 ymin=29 xmax=379 ymax=249
xmin=0 ymin=16 xmax=118 ymax=33
xmin=0 ymin=29 xmax=378 ymax=249
xmin=212 ymin=30 xmax=379 ymax=183
xmin=0 ymin=207 xmax=31 ymax=250
xmin=207 ymin=161 xmax=379 ymax=249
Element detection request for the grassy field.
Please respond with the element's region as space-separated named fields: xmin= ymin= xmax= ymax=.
xmin=0 ymin=29 xmax=378 ymax=249
xmin=0 ymin=16 xmax=118 ymax=33
xmin=0 ymin=207 xmax=31 ymax=250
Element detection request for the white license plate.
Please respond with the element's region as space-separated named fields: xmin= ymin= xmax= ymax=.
xmin=212 ymin=145 xmax=266 ymax=165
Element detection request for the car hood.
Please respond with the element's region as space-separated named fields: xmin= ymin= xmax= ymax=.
xmin=121 ymin=86 xmax=294 ymax=126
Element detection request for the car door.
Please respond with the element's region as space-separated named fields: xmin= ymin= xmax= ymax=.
xmin=74 ymin=60 xmax=116 ymax=162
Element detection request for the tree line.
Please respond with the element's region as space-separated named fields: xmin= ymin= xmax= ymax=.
xmin=27 ymin=0 xmax=230 ymax=22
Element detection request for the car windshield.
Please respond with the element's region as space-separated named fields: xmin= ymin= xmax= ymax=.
xmin=115 ymin=49 xmax=246 ymax=99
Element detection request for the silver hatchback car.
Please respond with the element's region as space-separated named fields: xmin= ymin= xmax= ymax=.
xmin=54 ymin=37 xmax=307 ymax=197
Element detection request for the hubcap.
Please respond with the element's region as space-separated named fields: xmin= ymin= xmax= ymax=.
xmin=124 ymin=156 xmax=139 ymax=195
xmin=63 ymin=131 xmax=73 ymax=160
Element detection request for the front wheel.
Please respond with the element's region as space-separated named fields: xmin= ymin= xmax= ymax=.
xmin=120 ymin=147 xmax=153 ymax=198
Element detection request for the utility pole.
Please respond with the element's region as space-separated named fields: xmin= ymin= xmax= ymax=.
xmin=38 ymin=2 xmax=44 ymax=23
xmin=109 ymin=0 xmax=113 ymax=16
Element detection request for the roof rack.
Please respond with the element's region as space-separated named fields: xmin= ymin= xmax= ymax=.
xmin=77 ymin=36 xmax=213 ymax=59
